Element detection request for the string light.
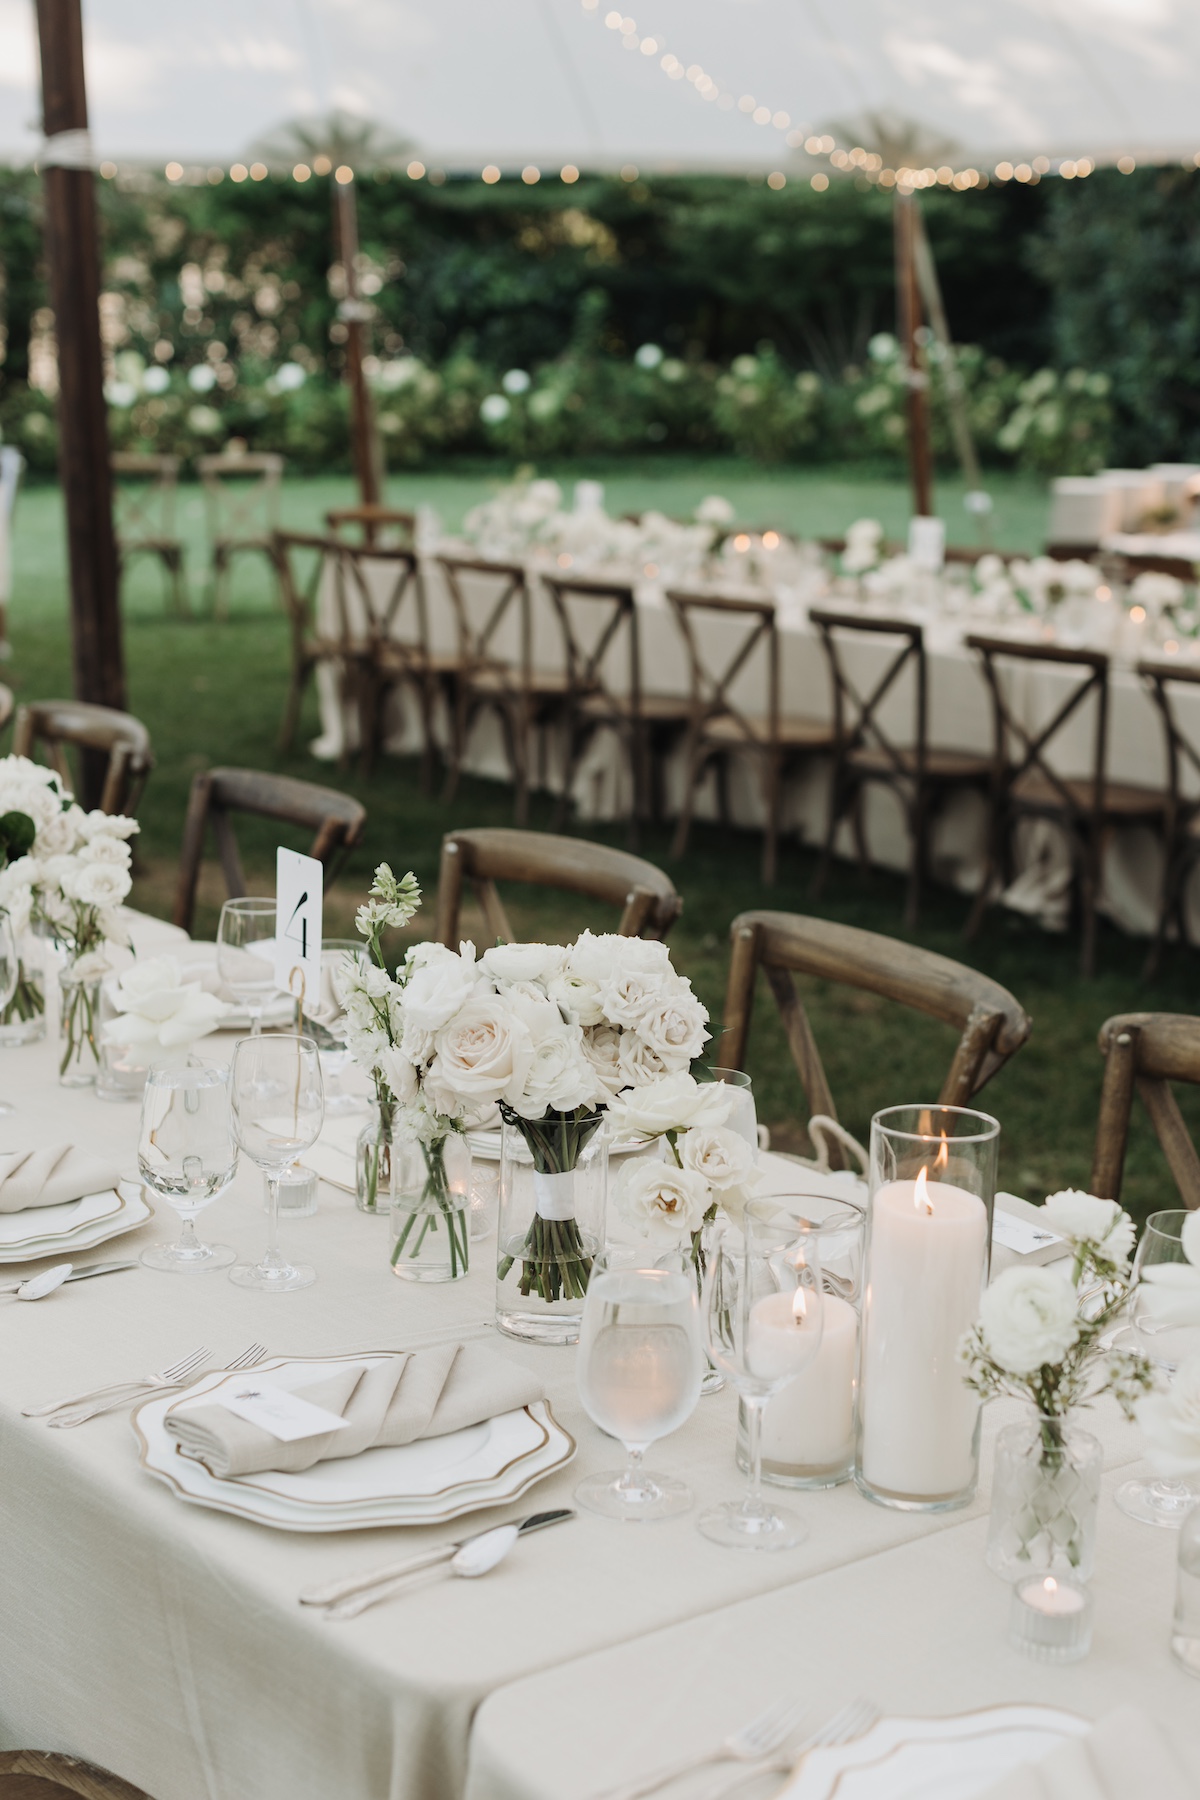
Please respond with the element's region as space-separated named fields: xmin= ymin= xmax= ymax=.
xmin=407 ymin=160 xmax=426 ymax=179
xmin=561 ymin=164 xmax=580 ymax=183
xmin=293 ymin=163 xmax=311 ymax=182
xmin=334 ymin=165 xmax=354 ymax=184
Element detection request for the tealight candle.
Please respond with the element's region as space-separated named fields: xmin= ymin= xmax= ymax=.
xmin=1009 ymin=1575 xmax=1093 ymax=1664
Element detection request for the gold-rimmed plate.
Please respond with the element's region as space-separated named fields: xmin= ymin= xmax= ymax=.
xmin=783 ymin=1705 xmax=1089 ymax=1800
xmin=0 ymin=1181 xmax=152 ymax=1263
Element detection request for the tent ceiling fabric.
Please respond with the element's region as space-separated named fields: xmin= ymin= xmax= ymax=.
xmin=1 ymin=0 xmax=1197 ymax=171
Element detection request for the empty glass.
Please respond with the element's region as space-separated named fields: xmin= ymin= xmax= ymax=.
xmin=229 ymin=1034 xmax=324 ymax=1292
xmin=137 ymin=1063 xmax=237 ymax=1272
xmin=217 ymin=898 xmax=279 ymax=1036
xmin=303 ymin=938 xmax=369 ymax=1115
xmin=1118 ymin=1211 xmax=1200 ymax=1526
xmin=700 ymin=1198 xmax=824 ymax=1549
xmin=575 ymin=1247 xmax=704 ymax=1521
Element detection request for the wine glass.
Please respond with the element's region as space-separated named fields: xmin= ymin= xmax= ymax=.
xmin=1118 ymin=1210 xmax=1200 ymax=1526
xmin=229 ymin=1035 xmax=324 ymax=1292
xmin=575 ymin=1246 xmax=703 ymax=1520
xmin=303 ymin=938 xmax=368 ymax=1115
xmin=217 ymin=898 xmax=278 ymax=1037
xmin=0 ymin=912 xmax=19 ymax=1115
xmin=137 ymin=1063 xmax=237 ymax=1272
xmin=697 ymin=1066 xmax=757 ymax=1154
xmin=700 ymin=1198 xmax=824 ymax=1550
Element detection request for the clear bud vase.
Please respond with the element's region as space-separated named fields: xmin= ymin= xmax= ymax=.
xmin=390 ymin=1131 xmax=471 ymax=1282
xmin=495 ymin=1109 xmax=608 ymax=1345
xmin=59 ymin=962 xmax=107 ymax=1088
xmin=356 ymin=1098 xmax=395 ymax=1214
xmin=987 ymin=1410 xmax=1103 ymax=1581
xmin=855 ymin=1104 xmax=998 ymax=1511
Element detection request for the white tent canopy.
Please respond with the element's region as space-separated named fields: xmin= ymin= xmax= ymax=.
xmin=1 ymin=0 xmax=1198 ymax=175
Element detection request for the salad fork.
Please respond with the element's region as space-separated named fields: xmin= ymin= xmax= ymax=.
xmin=717 ymin=1698 xmax=880 ymax=1797
xmin=597 ymin=1697 xmax=808 ymax=1800
xmin=47 ymin=1342 xmax=267 ymax=1427
xmin=22 ymin=1346 xmax=211 ymax=1420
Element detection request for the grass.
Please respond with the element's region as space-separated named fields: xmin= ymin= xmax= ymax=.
xmin=7 ymin=465 xmax=1192 ymax=1227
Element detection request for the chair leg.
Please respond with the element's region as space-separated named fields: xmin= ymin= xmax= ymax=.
xmin=904 ymin=784 xmax=928 ymax=932
xmin=762 ymin=751 xmax=780 ymax=886
xmin=813 ymin=766 xmax=846 ymax=899
xmin=669 ymin=735 xmax=708 ymax=861
xmin=278 ymin=661 xmax=309 ymax=753
xmin=1079 ymin=827 xmax=1101 ymax=978
xmin=441 ymin=681 xmax=468 ymax=807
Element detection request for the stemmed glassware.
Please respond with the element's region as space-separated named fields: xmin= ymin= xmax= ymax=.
xmin=137 ymin=1063 xmax=238 ymax=1271
xmin=1118 ymin=1210 xmax=1200 ymax=1526
xmin=0 ymin=912 xmax=18 ymax=1114
xmin=575 ymin=1246 xmax=704 ymax=1521
xmin=229 ymin=1034 xmax=324 ymax=1292
xmin=700 ymin=1198 xmax=824 ymax=1550
xmin=304 ymin=938 xmax=368 ymax=1115
xmin=217 ymin=899 xmax=278 ymax=1037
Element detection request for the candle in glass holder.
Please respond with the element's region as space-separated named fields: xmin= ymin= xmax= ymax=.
xmin=756 ymin=1292 xmax=857 ymax=1481
xmin=1010 ymin=1575 xmax=1092 ymax=1663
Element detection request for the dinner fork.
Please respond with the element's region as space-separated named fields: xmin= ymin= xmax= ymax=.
xmin=596 ymin=1697 xmax=808 ymax=1800
xmin=46 ymin=1342 xmax=267 ymax=1428
xmin=22 ymin=1346 xmax=211 ymax=1420
xmin=712 ymin=1698 xmax=880 ymax=1798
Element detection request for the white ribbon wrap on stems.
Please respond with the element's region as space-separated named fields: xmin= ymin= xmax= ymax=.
xmin=532 ymin=1169 xmax=576 ymax=1221
xmin=39 ymin=130 xmax=95 ymax=170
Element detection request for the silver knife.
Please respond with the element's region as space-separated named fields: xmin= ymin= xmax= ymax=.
xmin=0 ymin=1259 xmax=138 ymax=1296
xmin=299 ymin=1508 xmax=575 ymax=1607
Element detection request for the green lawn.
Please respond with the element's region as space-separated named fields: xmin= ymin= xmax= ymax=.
xmin=6 ymin=465 xmax=1192 ymax=1227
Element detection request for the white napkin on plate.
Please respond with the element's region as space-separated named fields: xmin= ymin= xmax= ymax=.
xmin=0 ymin=1145 xmax=120 ymax=1212
xmin=165 ymin=1344 xmax=545 ymax=1476
xmin=978 ymin=1706 xmax=1196 ymax=1800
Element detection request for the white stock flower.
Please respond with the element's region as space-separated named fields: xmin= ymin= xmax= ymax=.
xmin=614 ymin=1155 xmax=710 ymax=1242
xmin=978 ymin=1267 xmax=1080 ymax=1375
xmin=637 ymin=986 xmax=709 ymax=1068
xmin=400 ymin=946 xmax=482 ymax=1034
xmin=679 ymin=1125 xmax=754 ymax=1191
xmin=480 ymin=942 xmax=567 ymax=986
xmin=1136 ymin=1356 xmax=1200 ymax=1476
xmin=424 ymin=997 xmax=535 ymax=1115
xmin=1042 ymin=1190 xmax=1135 ymax=1267
xmin=606 ymin=1070 xmax=733 ymax=1138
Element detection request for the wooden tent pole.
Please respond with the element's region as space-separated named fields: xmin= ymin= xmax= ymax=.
xmin=332 ymin=176 xmax=382 ymax=527
xmin=35 ymin=0 xmax=126 ymax=800
xmin=893 ymin=189 xmax=934 ymax=519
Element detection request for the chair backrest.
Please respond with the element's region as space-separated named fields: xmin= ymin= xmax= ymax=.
xmin=544 ymin=574 xmax=638 ymax=712
xmin=809 ymin=608 xmax=926 ymax=772
xmin=1138 ymin=656 xmax=1200 ymax=821
xmin=722 ymin=909 xmax=1031 ymax=1165
xmin=1091 ymin=1012 xmax=1200 ymax=1209
xmin=665 ymin=589 xmax=777 ymax=742
xmin=273 ymin=533 xmax=426 ymax=656
xmin=434 ymin=827 xmax=682 ymax=947
xmin=325 ymin=506 xmax=416 ymax=549
xmin=172 ymin=765 xmax=367 ymax=933
xmin=273 ymin=531 xmax=336 ymax=653
xmin=111 ymin=454 xmax=179 ymax=547
xmin=437 ymin=554 xmax=529 ymax=680
xmin=12 ymin=700 xmax=154 ymax=817
xmin=965 ymin=633 xmax=1110 ymax=815
xmin=197 ymin=453 xmax=283 ymax=544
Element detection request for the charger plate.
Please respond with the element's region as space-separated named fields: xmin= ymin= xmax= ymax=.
xmin=784 ymin=1706 xmax=1088 ymax=1800
xmin=0 ymin=1181 xmax=152 ymax=1263
xmin=133 ymin=1352 xmax=574 ymax=1531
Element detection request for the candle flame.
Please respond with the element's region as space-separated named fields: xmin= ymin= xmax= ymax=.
xmin=914 ymin=1166 xmax=934 ymax=1215
xmin=935 ymin=1135 xmax=949 ymax=1174
xmin=1044 ymin=1577 xmax=1058 ymax=1595
xmin=792 ymin=1287 xmax=808 ymax=1324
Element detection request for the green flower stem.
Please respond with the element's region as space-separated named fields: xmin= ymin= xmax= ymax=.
xmin=59 ymin=974 xmax=100 ymax=1079
xmin=2 ymin=970 xmax=44 ymax=1026
xmin=495 ymin=1105 xmax=603 ymax=1304
xmin=391 ymin=1137 xmax=469 ymax=1278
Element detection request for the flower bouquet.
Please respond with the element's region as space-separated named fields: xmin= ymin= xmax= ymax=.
xmin=99 ymin=955 xmax=229 ymax=1096
xmin=960 ymin=1190 xmax=1156 ymax=1578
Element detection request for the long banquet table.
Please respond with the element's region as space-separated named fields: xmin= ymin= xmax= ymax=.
xmin=1 ymin=917 xmax=1197 ymax=1800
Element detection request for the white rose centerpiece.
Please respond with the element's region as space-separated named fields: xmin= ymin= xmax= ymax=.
xmin=102 ymin=956 xmax=229 ymax=1067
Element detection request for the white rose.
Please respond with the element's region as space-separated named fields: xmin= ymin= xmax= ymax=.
xmin=480 ymin=942 xmax=567 ymax=986
xmin=613 ymin=1155 xmax=710 ymax=1242
xmin=581 ymin=1023 xmax=625 ymax=1097
xmin=80 ymin=809 xmax=139 ymax=841
xmin=1136 ymin=1356 xmax=1200 ymax=1477
xmin=567 ymin=930 xmax=672 ymax=984
xmin=597 ymin=969 xmax=670 ymax=1028
xmin=1042 ymin=1190 xmax=1134 ymax=1267
xmin=617 ymin=1032 xmax=672 ymax=1090
xmin=978 ymin=1267 xmax=1080 ymax=1375
xmin=401 ymin=948 xmax=482 ymax=1034
xmin=545 ymin=970 xmax=605 ymax=1027
xmin=636 ymin=985 xmax=709 ymax=1068
xmin=112 ymin=956 xmax=184 ymax=1014
xmin=80 ymin=835 xmax=131 ymax=867
xmin=679 ymin=1125 xmax=754 ymax=1191
xmin=509 ymin=1022 xmax=598 ymax=1117
xmin=424 ymin=997 xmax=535 ymax=1114
xmin=63 ymin=862 xmax=132 ymax=908
xmin=34 ymin=810 xmax=78 ymax=857
xmin=606 ymin=1070 xmax=733 ymax=1138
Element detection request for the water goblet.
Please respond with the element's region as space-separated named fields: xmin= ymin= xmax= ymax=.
xmin=1117 ymin=1210 xmax=1200 ymax=1526
xmin=699 ymin=1198 xmax=825 ymax=1550
xmin=575 ymin=1246 xmax=704 ymax=1521
xmin=137 ymin=1063 xmax=237 ymax=1272
xmin=217 ymin=898 xmax=278 ymax=1037
xmin=229 ymin=1034 xmax=324 ymax=1292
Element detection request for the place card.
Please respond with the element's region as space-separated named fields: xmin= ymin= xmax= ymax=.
xmin=992 ymin=1204 xmax=1063 ymax=1257
xmin=217 ymin=1381 xmax=349 ymax=1443
xmin=275 ymin=847 xmax=323 ymax=1009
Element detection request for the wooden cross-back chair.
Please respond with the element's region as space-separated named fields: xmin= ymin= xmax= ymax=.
xmin=274 ymin=531 xmax=348 ymax=754
xmin=964 ymin=634 xmax=1167 ymax=975
xmin=172 ymin=766 xmax=366 ymax=934
xmin=1137 ymin=655 xmax=1200 ymax=976
xmin=196 ymin=452 xmax=283 ymax=618
xmin=325 ymin=505 xmax=416 ymax=548
xmin=0 ymin=1747 xmax=152 ymax=1800
xmin=811 ymin=609 xmax=993 ymax=927
xmin=544 ymin=573 xmax=691 ymax=844
xmin=434 ymin=827 xmax=682 ymax=948
xmin=110 ymin=453 xmax=186 ymax=616
xmin=667 ymin=589 xmax=833 ymax=883
xmin=721 ymin=909 xmax=1031 ymax=1168
xmin=1091 ymin=1013 xmax=1200 ymax=1210
xmin=12 ymin=701 xmax=154 ymax=817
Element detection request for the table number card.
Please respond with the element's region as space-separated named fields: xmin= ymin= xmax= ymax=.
xmin=275 ymin=847 xmax=323 ymax=1011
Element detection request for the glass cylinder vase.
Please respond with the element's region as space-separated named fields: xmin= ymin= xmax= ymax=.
xmin=986 ymin=1412 xmax=1103 ymax=1582
xmin=1172 ymin=1502 xmax=1200 ymax=1678
xmin=390 ymin=1131 xmax=471 ymax=1283
xmin=855 ymin=1104 xmax=998 ymax=1512
xmin=0 ymin=940 xmax=46 ymax=1047
xmin=58 ymin=963 xmax=107 ymax=1088
xmin=495 ymin=1109 xmax=608 ymax=1345
xmin=356 ymin=1098 xmax=396 ymax=1215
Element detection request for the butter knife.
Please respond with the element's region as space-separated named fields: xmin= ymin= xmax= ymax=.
xmin=299 ymin=1508 xmax=574 ymax=1607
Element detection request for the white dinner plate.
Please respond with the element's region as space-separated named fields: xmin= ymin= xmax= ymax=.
xmin=134 ymin=1352 xmax=575 ymax=1531
xmin=784 ymin=1706 xmax=1089 ymax=1800
xmin=0 ymin=1181 xmax=152 ymax=1263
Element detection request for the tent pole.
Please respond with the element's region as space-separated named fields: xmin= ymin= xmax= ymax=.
xmin=893 ymin=190 xmax=934 ymax=520
xmin=332 ymin=177 xmax=382 ymax=529
xmin=35 ymin=0 xmax=126 ymax=805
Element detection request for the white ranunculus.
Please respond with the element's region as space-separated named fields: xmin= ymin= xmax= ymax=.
xmin=637 ymin=985 xmax=709 ymax=1068
xmin=567 ymin=930 xmax=672 ymax=985
xmin=480 ymin=942 xmax=567 ymax=987
xmin=423 ymin=997 xmax=535 ymax=1114
xmin=580 ymin=1023 xmax=625 ymax=1097
xmin=679 ymin=1125 xmax=754 ymax=1191
xmin=509 ymin=1021 xmax=598 ymax=1116
xmin=1042 ymin=1190 xmax=1135 ymax=1266
xmin=62 ymin=861 xmax=132 ymax=908
xmin=401 ymin=948 xmax=482 ymax=1034
xmin=613 ymin=1155 xmax=710 ymax=1243
xmin=978 ymin=1266 xmax=1080 ymax=1375
xmin=606 ymin=1070 xmax=733 ymax=1138
xmin=545 ymin=969 xmax=605 ymax=1027
xmin=1136 ymin=1355 xmax=1200 ymax=1476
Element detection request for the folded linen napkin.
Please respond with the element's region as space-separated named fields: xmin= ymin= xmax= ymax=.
xmin=978 ymin=1706 xmax=1197 ymax=1800
xmin=0 ymin=1145 xmax=121 ymax=1212
xmin=165 ymin=1343 xmax=545 ymax=1477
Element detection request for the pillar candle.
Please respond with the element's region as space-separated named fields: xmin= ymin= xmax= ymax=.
xmin=858 ymin=1171 xmax=988 ymax=1500
xmin=758 ymin=1292 xmax=857 ymax=1473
